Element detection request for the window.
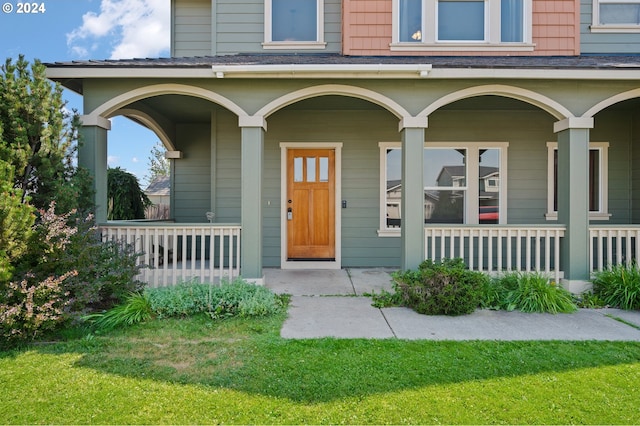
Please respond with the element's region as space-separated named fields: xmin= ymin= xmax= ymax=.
xmin=392 ymin=0 xmax=532 ymax=50
xmin=592 ymin=0 xmax=640 ymax=32
xmin=264 ymin=0 xmax=326 ymax=49
xmin=546 ymin=142 xmax=610 ymax=220
xmin=379 ymin=142 xmax=508 ymax=235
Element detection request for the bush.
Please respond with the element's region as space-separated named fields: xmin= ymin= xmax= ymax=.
xmin=146 ymin=279 xmax=286 ymax=320
xmin=592 ymin=263 xmax=640 ymax=310
xmin=1 ymin=203 xmax=145 ymax=347
xmin=22 ymin=203 xmax=145 ymax=316
xmin=491 ymin=272 xmax=577 ymax=314
xmin=392 ymin=258 xmax=489 ymax=316
xmin=0 ymin=271 xmax=76 ymax=346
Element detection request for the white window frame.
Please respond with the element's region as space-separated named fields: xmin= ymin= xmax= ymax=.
xmin=391 ymin=0 xmax=534 ymax=51
xmin=545 ymin=142 xmax=610 ymax=221
xmin=591 ymin=0 xmax=640 ymax=33
xmin=378 ymin=141 xmax=508 ymax=236
xmin=263 ymin=0 xmax=327 ymax=49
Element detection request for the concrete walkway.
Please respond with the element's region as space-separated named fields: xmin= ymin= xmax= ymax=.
xmin=264 ymin=268 xmax=640 ymax=341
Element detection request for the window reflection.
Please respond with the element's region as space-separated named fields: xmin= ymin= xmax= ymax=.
xmin=319 ymin=157 xmax=329 ymax=182
xmin=294 ymin=157 xmax=303 ymax=182
xmin=306 ymin=157 xmax=316 ymax=182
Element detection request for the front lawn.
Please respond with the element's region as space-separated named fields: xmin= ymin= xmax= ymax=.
xmin=1 ymin=314 xmax=639 ymax=424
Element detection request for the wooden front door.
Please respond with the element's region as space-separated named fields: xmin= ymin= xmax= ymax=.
xmin=286 ymin=149 xmax=335 ymax=260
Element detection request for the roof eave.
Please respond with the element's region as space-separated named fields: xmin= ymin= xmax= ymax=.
xmin=46 ymin=64 xmax=640 ymax=81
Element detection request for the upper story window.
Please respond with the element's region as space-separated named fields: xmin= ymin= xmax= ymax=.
xmin=591 ymin=0 xmax=640 ymax=32
xmin=392 ymin=0 xmax=533 ymax=51
xmin=263 ymin=0 xmax=327 ymax=49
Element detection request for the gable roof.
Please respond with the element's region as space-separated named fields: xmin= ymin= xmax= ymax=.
xmin=145 ymin=175 xmax=170 ymax=196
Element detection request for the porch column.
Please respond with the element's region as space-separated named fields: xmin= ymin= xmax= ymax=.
xmin=554 ymin=118 xmax=594 ymax=293
xmin=400 ymin=124 xmax=426 ymax=270
xmin=240 ymin=124 xmax=265 ymax=283
xmin=79 ymin=116 xmax=110 ymax=223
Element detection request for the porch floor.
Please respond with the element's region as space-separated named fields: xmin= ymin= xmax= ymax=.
xmin=265 ymin=268 xmax=640 ymax=341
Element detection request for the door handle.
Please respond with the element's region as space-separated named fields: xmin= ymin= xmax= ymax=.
xmin=287 ymin=207 xmax=293 ymax=220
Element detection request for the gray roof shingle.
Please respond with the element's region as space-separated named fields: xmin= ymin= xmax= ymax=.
xmin=45 ymin=54 xmax=640 ymax=69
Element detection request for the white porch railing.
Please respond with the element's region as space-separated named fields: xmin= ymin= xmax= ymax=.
xmin=590 ymin=226 xmax=640 ymax=272
xmin=100 ymin=223 xmax=241 ymax=287
xmin=424 ymin=225 xmax=566 ymax=282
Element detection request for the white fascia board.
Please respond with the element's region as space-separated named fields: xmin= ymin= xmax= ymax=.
xmin=211 ymin=64 xmax=433 ymax=78
xmin=46 ymin=68 xmax=216 ymax=79
xmin=427 ymin=68 xmax=640 ymax=80
xmin=46 ymin=64 xmax=640 ymax=81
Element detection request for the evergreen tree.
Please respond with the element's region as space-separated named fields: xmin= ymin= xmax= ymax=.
xmin=0 ymin=55 xmax=92 ymax=214
xmin=107 ymin=167 xmax=152 ymax=220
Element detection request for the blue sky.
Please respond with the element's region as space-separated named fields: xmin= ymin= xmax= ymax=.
xmin=0 ymin=0 xmax=170 ymax=184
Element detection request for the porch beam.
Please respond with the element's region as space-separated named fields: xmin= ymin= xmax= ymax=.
xmin=556 ymin=124 xmax=592 ymax=293
xmin=401 ymin=127 xmax=426 ymax=270
xmin=240 ymin=126 xmax=264 ymax=283
xmin=79 ymin=125 xmax=108 ymax=223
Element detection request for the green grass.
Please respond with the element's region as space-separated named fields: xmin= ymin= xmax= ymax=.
xmin=1 ymin=314 xmax=640 ymax=424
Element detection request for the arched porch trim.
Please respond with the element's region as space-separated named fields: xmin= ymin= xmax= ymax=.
xmin=419 ymin=84 xmax=573 ymax=121
xmin=114 ymin=108 xmax=176 ymax=151
xmin=582 ymin=88 xmax=640 ymax=118
xmin=84 ymin=83 xmax=249 ymax=124
xmin=253 ymin=84 xmax=415 ymax=125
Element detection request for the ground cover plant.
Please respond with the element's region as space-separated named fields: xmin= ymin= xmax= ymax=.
xmin=85 ymin=279 xmax=287 ymax=330
xmin=1 ymin=315 xmax=639 ymax=424
xmin=592 ymin=263 xmax=640 ymax=310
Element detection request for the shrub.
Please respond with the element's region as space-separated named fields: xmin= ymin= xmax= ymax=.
xmin=493 ymin=272 xmax=577 ymax=314
xmin=23 ymin=203 xmax=145 ymax=316
xmin=592 ymin=263 xmax=640 ymax=310
xmin=0 ymin=271 xmax=76 ymax=347
xmin=392 ymin=258 xmax=489 ymax=316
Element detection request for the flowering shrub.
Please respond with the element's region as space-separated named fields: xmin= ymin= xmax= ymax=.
xmin=1 ymin=202 xmax=144 ymax=346
xmin=23 ymin=203 xmax=145 ymax=315
xmin=0 ymin=271 xmax=76 ymax=346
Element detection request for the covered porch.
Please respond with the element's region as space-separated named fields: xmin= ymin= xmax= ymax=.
xmin=45 ymin=56 xmax=640 ymax=291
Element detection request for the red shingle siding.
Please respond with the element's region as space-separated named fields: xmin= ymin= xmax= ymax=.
xmin=343 ymin=0 xmax=579 ymax=56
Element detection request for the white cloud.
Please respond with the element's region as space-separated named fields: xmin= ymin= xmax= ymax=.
xmin=132 ymin=157 xmax=139 ymax=163
xmin=67 ymin=0 xmax=170 ymax=59
xmin=107 ymin=155 xmax=119 ymax=166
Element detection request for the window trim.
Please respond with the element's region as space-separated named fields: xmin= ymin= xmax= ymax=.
xmin=378 ymin=141 xmax=508 ymax=237
xmin=263 ymin=0 xmax=327 ymax=49
xmin=591 ymin=0 xmax=640 ymax=33
xmin=545 ymin=142 xmax=611 ymax=221
xmin=391 ymin=0 xmax=534 ymax=51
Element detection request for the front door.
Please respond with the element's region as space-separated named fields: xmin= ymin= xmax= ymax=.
xmin=286 ymin=149 xmax=335 ymax=260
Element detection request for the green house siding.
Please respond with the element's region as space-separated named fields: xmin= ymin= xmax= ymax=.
xmin=263 ymin=108 xmax=402 ymax=268
xmin=580 ymin=0 xmax=640 ymax=54
xmin=173 ymin=123 xmax=212 ymax=222
xmin=172 ymin=0 xmax=342 ymax=56
xmin=591 ymin=109 xmax=632 ymax=224
xmin=633 ymin=111 xmax=640 ymax=223
xmin=213 ymin=110 xmax=242 ymax=223
xmin=216 ymin=0 xmax=342 ymax=54
xmin=172 ymin=0 xmax=213 ymax=56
